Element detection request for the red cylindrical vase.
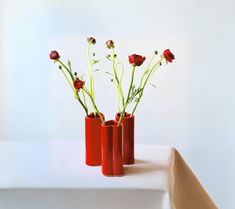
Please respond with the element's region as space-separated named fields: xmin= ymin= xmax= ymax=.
xmin=85 ymin=112 xmax=104 ymax=166
xmin=101 ymin=120 xmax=123 ymax=176
xmin=116 ymin=113 xmax=135 ymax=165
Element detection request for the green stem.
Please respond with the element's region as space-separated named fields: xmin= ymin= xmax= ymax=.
xmin=58 ymin=60 xmax=74 ymax=81
xmin=118 ymin=90 xmax=121 ymax=113
xmin=75 ymin=92 xmax=89 ymax=116
xmin=139 ymin=54 xmax=156 ymax=90
xmin=117 ymin=58 xmax=125 ymax=108
xmin=59 ymin=68 xmax=88 ymax=116
xmin=87 ymin=43 xmax=97 ymax=116
xmin=83 ymin=87 xmax=104 ymax=124
xmin=131 ymin=95 xmax=140 ymax=116
xmin=118 ymin=65 xmax=136 ymax=126
xmin=81 ymin=89 xmax=88 ymax=110
xmin=111 ymin=48 xmax=125 ymax=110
xmin=131 ymin=58 xmax=163 ymax=115
xmin=126 ymin=65 xmax=136 ymax=104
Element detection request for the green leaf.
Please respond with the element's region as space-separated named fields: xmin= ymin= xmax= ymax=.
xmin=92 ymin=60 xmax=99 ymax=65
xmin=105 ymin=71 xmax=115 ymax=77
xmin=149 ymin=83 xmax=157 ymax=88
xmin=68 ymin=60 xmax=72 ymax=72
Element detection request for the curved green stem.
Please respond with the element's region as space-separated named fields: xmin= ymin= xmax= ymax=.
xmin=139 ymin=54 xmax=156 ymax=90
xmin=126 ymin=65 xmax=136 ymax=103
xmin=75 ymin=93 xmax=89 ymax=116
xmin=117 ymin=58 xmax=125 ymax=108
xmin=118 ymin=65 xmax=136 ymax=126
xmin=87 ymin=43 xmax=97 ymax=116
xmin=83 ymin=87 xmax=104 ymax=124
xmin=81 ymin=89 xmax=87 ymax=110
xmin=58 ymin=60 xmax=74 ymax=81
xmin=111 ymin=48 xmax=125 ymax=110
xmin=59 ymin=68 xmax=88 ymax=116
xmin=131 ymin=57 xmax=163 ymax=115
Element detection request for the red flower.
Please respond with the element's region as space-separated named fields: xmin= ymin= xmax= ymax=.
xmin=163 ymin=49 xmax=175 ymax=63
xmin=87 ymin=37 xmax=96 ymax=44
xmin=49 ymin=50 xmax=60 ymax=60
xmin=106 ymin=40 xmax=115 ymax=49
xmin=73 ymin=79 xmax=85 ymax=91
xmin=128 ymin=54 xmax=146 ymax=66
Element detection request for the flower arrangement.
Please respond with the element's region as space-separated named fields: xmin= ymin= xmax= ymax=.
xmin=49 ymin=37 xmax=175 ymax=175
xmin=104 ymin=40 xmax=175 ymax=126
xmin=49 ymin=37 xmax=104 ymax=123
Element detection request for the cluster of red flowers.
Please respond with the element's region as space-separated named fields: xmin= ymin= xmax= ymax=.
xmin=127 ymin=49 xmax=175 ymax=66
xmin=49 ymin=37 xmax=175 ymax=93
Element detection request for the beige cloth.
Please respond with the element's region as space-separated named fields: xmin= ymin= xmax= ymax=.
xmin=169 ymin=149 xmax=218 ymax=209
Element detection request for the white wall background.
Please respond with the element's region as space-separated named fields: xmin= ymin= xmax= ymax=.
xmin=1 ymin=0 xmax=235 ymax=208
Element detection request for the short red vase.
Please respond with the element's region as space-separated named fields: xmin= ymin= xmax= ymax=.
xmin=101 ymin=120 xmax=123 ymax=176
xmin=116 ymin=112 xmax=135 ymax=165
xmin=85 ymin=112 xmax=105 ymax=166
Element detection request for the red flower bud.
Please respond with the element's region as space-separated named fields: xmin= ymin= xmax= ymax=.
xmin=87 ymin=37 xmax=96 ymax=44
xmin=163 ymin=49 xmax=175 ymax=63
xmin=128 ymin=54 xmax=146 ymax=66
xmin=49 ymin=50 xmax=60 ymax=60
xmin=106 ymin=40 xmax=115 ymax=49
xmin=73 ymin=79 xmax=85 ymax=91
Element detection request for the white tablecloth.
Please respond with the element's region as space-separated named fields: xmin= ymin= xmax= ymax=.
xmin=0 ymin=140 xmax=217 ymax=209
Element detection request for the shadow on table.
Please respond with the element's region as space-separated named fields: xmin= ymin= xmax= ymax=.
xmin=124 ymin=159 xmax=168 ymax=176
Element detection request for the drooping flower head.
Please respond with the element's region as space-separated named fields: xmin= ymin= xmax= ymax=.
xmin=73 ymin=79 xmax=85 ymax=91
xmin=49 ymin=50 xmax=60 ymax=60
xmin=163 ymin=49 xmax=175 ymax=63
xmin=106 ymin=40 xmax=115 ymax=49
xmin=87 ymin=37 xmax=96 ymax=45
xmin=128 ymin=54 xmax=146 ymax=66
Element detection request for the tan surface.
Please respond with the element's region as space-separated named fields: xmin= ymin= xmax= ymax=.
xmin=169 ymin=149 xmax=218 ymax=209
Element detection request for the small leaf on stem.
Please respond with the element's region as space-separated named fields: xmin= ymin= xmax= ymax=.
xmin=149 ymin=83 xmax=157 ymax=88
xmin=105 ymin=71 xmax=115 ymax=77
xmin=92 ymin=60 xmax=99 ymax=64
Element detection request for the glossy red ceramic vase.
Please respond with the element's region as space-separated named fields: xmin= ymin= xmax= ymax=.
xmin=116 ymin=112 xmax=135 ymax=165
xmin=101 ymin=120 xmax=123 ymax=176
xmin=85 ymin=112 xmax=104 ymax=166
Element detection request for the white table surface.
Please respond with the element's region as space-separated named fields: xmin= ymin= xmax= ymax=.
xmin=0 ymin=140 xmax=173 ymax=209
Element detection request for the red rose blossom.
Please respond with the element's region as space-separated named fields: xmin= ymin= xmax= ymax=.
xmin=106 ymin=40 xmax=115 ymax=49
xmin=128 ymin=54 xmax=146 ymax=66
xmin=163 ymin=49 xmax=175 ymax=63
xmin=73 ymin=79 xmax=85 ymax=91
xmin=87 ymin=37 xmax=96 ymax=44
xmin=49 ymin=50 xmax=60 ymax=60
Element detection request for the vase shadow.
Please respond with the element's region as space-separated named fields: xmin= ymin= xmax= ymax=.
xmin=124 ymin=159 xmax=168 ymax=176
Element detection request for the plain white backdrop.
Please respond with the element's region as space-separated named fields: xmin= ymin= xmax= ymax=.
xmin=1 ymin=0 xmax=235 ymax=208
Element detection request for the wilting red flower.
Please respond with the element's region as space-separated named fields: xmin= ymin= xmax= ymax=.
xmin=49 ymin=50 xmax=60 ymax=60
xmin=87 ymin=37 xmax=96 ymax=44
xmin=73 ymin=79 xmax=85 ymax=91
xmin=128 ymin=54 xmax=146 ymax=66
xmin=163 ymin=49 xmax=175 ymax=63
xmin=106 ymin=40 xmax=114 ymax=49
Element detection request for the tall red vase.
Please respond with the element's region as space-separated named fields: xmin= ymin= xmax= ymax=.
xmin=101 ymin=120 xmax=123 ymax=176
xmin=85 ymin=112 xmax=104 ymax=166
xmin=116 ymin=112 xmax=135 ymax=165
